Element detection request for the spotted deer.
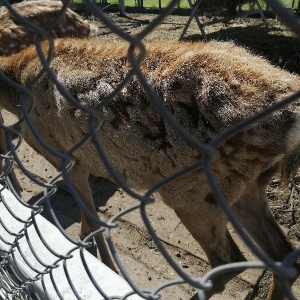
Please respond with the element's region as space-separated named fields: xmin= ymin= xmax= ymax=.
xmin=0 ymin=6 xmax=300 ymax=300
xmin=0 ymin=1 xmax=121 ymax=274
xmin=0 ymin=1 xmax=90 ymax=55
xmin=0 ymin=1 xmax=90 ymax=196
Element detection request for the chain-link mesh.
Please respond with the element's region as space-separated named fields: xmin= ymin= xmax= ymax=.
xmin=0 ymin=0 xmax=300 ymax=299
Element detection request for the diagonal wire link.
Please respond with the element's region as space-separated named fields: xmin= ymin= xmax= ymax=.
xmin=0 ymin=0 xmax=299 ymax=299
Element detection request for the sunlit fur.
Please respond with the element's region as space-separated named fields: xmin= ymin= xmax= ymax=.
xmin=1 ymin=37 xmax=300 ymax=298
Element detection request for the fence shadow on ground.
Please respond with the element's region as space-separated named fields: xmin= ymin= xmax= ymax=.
xmin=182 ymin=22 xmax=300 ymax=74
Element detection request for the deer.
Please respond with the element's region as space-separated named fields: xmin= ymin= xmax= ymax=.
xmin=0 ymin=0 xmax=122 ymax=274
xmin=0 ymin=1 xmax=90 ymax=196
xmin=0 ymin=1 xmax=90 ymax=56
xmin=0 ymin=3 xmax=300 ymax=299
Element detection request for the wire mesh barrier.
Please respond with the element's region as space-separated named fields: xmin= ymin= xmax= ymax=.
xmin=0 ymin=0 xmax=300 ymax=299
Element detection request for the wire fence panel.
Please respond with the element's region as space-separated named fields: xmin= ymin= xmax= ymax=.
xmin=0 ymin=0 xmax=300 ymax=299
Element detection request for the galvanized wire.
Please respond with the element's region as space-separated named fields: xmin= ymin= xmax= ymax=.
xmin=0 ymin=0 xmax=299 ymax=299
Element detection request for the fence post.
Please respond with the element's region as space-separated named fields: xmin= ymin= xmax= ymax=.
xmin=119 ymin=0 xmax=126 ymax=15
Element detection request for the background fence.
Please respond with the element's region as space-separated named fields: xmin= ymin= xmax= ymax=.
xmin=69 ymin=0 xmax=300 ymax=10
xmin=0 ymin=0 xmax=300 ymax=299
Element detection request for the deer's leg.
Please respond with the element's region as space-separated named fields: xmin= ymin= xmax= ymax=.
xmin=69 ymin=162 xmax=118 ymax=273
xmin=0 ymin=112 xmax=22 ymax=196
xmin=170 ymin=197 xmax=247 ymax=299
xmin=233 ymin=180 xmax=297 ymax=300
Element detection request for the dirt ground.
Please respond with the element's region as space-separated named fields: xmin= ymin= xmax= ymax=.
xmin=4 ymin=8 xmax=300 ymax=300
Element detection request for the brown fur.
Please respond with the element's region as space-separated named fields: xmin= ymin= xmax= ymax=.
xmin=1 ymin=39 xmax=300 ymax=298
xmin=0 ymin=1 xmax=90 ymax=56
xmin=0 ymin=1 xmax=90 ymax=196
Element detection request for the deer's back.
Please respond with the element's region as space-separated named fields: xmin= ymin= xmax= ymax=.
xmin=2 ymin=39 xmax=300 ymax=200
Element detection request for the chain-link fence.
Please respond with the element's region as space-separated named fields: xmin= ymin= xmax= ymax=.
xmin=0 ymin=0 xmax=300 ymax=299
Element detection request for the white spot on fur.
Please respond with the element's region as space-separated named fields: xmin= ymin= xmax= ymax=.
xmin=54 ymin=78 xmax=114 ymax=117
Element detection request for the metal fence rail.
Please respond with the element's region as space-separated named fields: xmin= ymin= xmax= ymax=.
xmin=0 ymin=0 xmax=300 ymax=299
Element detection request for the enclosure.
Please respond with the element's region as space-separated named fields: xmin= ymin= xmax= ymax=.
xmin=1 ymin=1 xmax=300 ymax=300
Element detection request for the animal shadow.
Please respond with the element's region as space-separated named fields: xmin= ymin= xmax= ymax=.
xmin=27 ymin=176 xmax=118 ymax=231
